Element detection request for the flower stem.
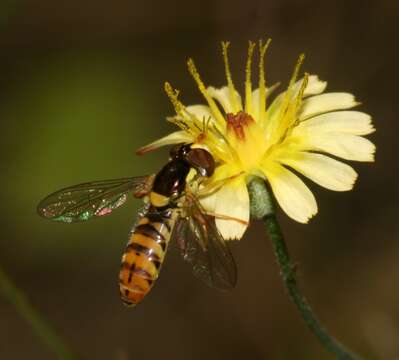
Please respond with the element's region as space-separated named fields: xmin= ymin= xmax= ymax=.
xmin=263 ymin=214 xmax=362 ymax=360
xmin=0 ymin=265 xmax=75 ymax=360
xmin=247 ymin=177 xmax=363 ymax=359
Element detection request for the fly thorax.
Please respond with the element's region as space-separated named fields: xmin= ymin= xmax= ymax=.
xmin=152 ymin=159 xmax=191 ymax=198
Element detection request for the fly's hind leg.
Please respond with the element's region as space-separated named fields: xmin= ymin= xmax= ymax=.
xmin=204 ymin=212 xmax=249 ymax=226
xmin=194 ymin=172 xmax=248 ymax=226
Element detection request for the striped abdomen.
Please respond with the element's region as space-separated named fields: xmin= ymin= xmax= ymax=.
xmin=119 ymin=209 xmax=177 ymax=306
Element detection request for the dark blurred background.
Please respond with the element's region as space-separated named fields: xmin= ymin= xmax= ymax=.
xmin=0 ymin=0 xmax=397 ymax=359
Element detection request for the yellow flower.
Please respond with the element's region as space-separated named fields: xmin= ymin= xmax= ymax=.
xmin=138 ymin=40 xmax=376 ymax=240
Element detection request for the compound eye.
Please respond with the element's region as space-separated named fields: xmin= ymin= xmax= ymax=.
xmin=169 ymin=144 xmax=182 ymax=159
xmin=185 ymin=148 xmax=215 ymax=177
xmin=170 ymin=143 xmax=193 ymax=159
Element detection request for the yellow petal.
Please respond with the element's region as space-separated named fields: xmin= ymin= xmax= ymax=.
xmin=295 ymin=74 xmax=327 ymax=97
xmin=274 ymin=151 xmax=358 ymax=191
xmin=262 ymin=162 xmax=317 ymax=223
xmin=263 ymin=77 xmax=325 ymax=141
xmin=200 ymin=165 xmax=249 ymax=240
xmin=214 ymin=178 xmax=250 ymax=240
xmin=185 ymin=105 xmax=214 ymax=122
xmin=199 ymin=163 xmax=236 ymax=212
xmin=136 ymin=131 xmax=193 ymax=155
xmin=299 ymin=93 xmax=359 ymax=120
xmin=265 ymin=75 xmax=325 ymax=122
xmin=207 ymin=86 xmax=243 ymax=114
xmin=295 ymin=111 xmax=375 ymax=136
xmin=250 ymin=88 xmax=260 ymax=120
xmin=292 ymin=132 xmax=376 ymax=162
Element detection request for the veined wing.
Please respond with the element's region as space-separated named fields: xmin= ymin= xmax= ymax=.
xmin=37 ymin=176 xmax=152 ymax=223
xmin=173 ymin=195 xmax=237 ymax=290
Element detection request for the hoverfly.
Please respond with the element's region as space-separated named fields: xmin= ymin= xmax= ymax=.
xmin=37 ymin=144 xmax=237 ymax=306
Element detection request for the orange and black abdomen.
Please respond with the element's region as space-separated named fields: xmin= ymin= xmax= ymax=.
xmin=119 ymin=209 xmax=176 ymax=306
xmin=119 ymin=155 xmax=190 ymax=306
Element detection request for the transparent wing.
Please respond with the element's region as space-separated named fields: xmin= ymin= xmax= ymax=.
xmin=37 ymin=176 xmax=152 ymax=223
xmin=173 ymin=195 xmax=237 ymax=290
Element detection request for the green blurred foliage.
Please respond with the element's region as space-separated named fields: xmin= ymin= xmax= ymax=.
xmin=1 ymin=51 xmax=164 ymax=260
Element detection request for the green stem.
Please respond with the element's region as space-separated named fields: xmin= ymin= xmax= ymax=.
xmin=0 ymin=265 xmax=75 ymax=360
xmin=247 ymin=177 xmax=363 ymax=359
xmin=263 ymin=214 xmax=362 ymax=360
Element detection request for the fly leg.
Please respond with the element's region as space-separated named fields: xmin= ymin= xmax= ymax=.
xmin=196 ymin=172 xmax=244 ymax=198
xmin=204 ymin=212 xmax=249 ymax=226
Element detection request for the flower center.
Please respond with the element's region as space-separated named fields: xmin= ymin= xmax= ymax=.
xmin=225 ymin=111 xmax=267 ymax=173
xmin=226 ymin=111 xmax=255 ymax=141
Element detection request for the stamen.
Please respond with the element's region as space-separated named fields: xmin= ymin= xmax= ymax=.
xmin=164 ymin=82 xmax=202 ymax=134
xmin=221 ymin=41 xmax=241 ymax=113
xmin=287 ymin=72 xmax=309 ymax=130
xmin=245 ymin=41 xmax=256 ymax=114
xmin=164 ymin=82 xmax=184 ymax=114
xmin=278 ymin=54 xmax=306 ymax=116
xmin=187 ymin=58 xmax=226 ymax=127
xmin=210 ymin=123 xmax=240 ymax=163
xmin=258 ymin=38 xmax=272 ymax=123
xmin=295 ymin=72 xmax=309 ymax=111
xmin=288 ymin=53 xmax=305 ymax=92
xmin=166 ymin=116 xmax=189 ymax=131
xmin=274 ymin=55 xmax=307 ymax=142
